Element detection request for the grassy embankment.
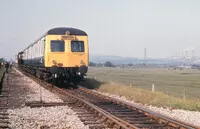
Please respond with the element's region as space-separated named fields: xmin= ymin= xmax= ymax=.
xmin=0 ymin=67 xmax=5 ymax=92
xmin=85 ymin=67 xmax=200 ymax=111
xmin=0 ymin=69 xmax=3 ymax=79
xmin=0 ymin=67 xmax=4 ymax=80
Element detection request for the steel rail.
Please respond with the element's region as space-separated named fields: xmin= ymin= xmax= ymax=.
xmin=79 ymin=87 xmax=200 ymax=129
xmin=54 ymin=86 xmax=139 ymax=129
xmin=0 ymin=71 xmax=9 ymax=129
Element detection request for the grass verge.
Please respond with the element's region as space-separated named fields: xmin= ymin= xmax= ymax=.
xmin=0 ymin=68 xmax=5 ymax=93
xmin=0 ymin=68 xmax=4 ymax=82
xmin=87 ymin=67 xmax=200 ymax=99
xmin=84 ymin=78 xmax=200 ymax=111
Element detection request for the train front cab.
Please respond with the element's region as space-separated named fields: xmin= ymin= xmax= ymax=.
xmin=45 ymin=32 xmax=89 ymax=82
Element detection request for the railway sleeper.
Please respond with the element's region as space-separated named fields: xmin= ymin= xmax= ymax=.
xmin=0 ymin=110 xmax=7 ymax=113
xmin=0 ymin=107 xmax=8 ymax=109
xmin=78 ymin=115 xmax=95 ymax=118
xmin=114 ymin=113 xmax=146 ymax=117
xmin=0 ymin=91 xmax=9 ymax=93
xmin=73 ymin=109 xmax=88 ymax=112
xmin=25 ymin=101 xmax=71 ymax=108
xmin=67 ymin=104 xmax=83 ymax=108
xmin=77 ymin=112 xmax=96 ymax=116
xmin=76 ymin=112 xmax=94 ymax=115
xmin=98 ymin=105 xmax=128 ymax=109
xmin=92 ymin=101 xmax=114 ymax=105
xmin=79 ymin=116 xmax=97 ymax=119
xmin=134 ymin=123 xmax=166 ymax=128
xmin=0 ymin=113 xmax=8 ymax=116
xmin=0 ymin=120 xmax=9 ymax=123
xmin=0 ymin=95 xmax=9 ymax=98
xmin=88 ymin=124 xmax=107 ymax=129
xmin=0 ymin=104 xmax=8 ymax=107
xmin=99 ymin=106 xmax=129 ymax=111
xmin=80 ymin=117 xmax=100 ymax=122
xmin=0 ymin=116 xmax=8 ymax=119
xmin=108 ymin=111 xmax=143 ymax=114
xmin=124 ymin=117 xmax=151 ymax=121
xmin=0 ymin=123 xmax=9 ymax=129
xmin=105 ymin=120 xmax=119 ymax=128
xmin=104 ymin=109 xmax=133 ymax=112
xmin=83 ymin=121 xmax=102 ymax=125
xmin=127 ymin=119 xmax=159 ymax=124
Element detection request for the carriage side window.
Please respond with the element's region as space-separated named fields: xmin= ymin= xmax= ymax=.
xmin=51 ymin=40 xmax=65 ymax=52
xmin=71 ymin=41 xmax=84 ymax=52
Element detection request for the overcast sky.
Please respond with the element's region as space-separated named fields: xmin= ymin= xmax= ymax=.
xmin=1 ymin=0 xmax=200 ymax=59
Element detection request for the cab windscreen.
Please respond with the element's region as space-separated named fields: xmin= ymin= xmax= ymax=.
xmin=51 ymin=40 xmax=65 ymax=52
xmin=71 ymin=41 xmax=84 ymax=52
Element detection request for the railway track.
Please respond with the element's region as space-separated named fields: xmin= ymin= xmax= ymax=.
xmin=0 ymin=71 xmax=9 ymax=129
xmin=19 ymin=67 xmax=199 ymax=129
xmin=68 ymin=87 xmax=199 ymax=129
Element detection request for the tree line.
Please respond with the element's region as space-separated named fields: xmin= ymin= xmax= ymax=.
xmin=89 ymin=61 xmax=115 ymax=67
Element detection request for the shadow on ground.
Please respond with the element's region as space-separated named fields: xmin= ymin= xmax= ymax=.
xmin=80 ymin=78 xmax=104 ymax=89
xmin=42 ymin=78 xmax=104 ymax=90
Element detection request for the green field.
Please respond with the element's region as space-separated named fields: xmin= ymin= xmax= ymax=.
xmin=87 ymin=67 xmax=200 ymax=99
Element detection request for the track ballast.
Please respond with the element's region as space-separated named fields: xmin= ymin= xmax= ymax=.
xmin=19 ymin=67 xmax=199 ymax=129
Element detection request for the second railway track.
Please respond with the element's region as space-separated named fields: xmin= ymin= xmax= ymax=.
xmin=19 ymin=67 xmax=199 ymax=129
xmin=0 ymin=71 xmax=9 ymax=129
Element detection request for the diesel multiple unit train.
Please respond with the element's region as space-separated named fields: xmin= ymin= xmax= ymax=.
xmin=17 ymin=27 xmax=89 ymax=84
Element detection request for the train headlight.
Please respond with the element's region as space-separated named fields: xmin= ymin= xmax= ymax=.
xmin=54 ymin=74 xmax=58 ymax=78
xmin=77 ymin=72 xmax=81 ymax=76
xmin=78 ymin=65 xmax=88 ymax=74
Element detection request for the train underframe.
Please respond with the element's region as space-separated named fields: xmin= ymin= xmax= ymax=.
xmin=19 ymin=65 xmax=87 ymax=86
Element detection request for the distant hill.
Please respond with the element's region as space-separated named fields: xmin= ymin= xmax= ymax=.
xmin=89 ymin=55 xmax=137 ymax=64
xmin=89 ymin=54 xmax=196 ymax=65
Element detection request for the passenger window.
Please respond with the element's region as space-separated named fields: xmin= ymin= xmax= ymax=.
xmin=71 ymin=41 xmax=84 ymax=52
xmin=51 ymin=40 xmax=65 ymax=52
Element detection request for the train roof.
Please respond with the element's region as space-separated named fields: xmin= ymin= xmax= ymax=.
xmin=22 ymin=27 xmax=87 ymax=52
xmin=47 ymin=27 xmax=87 ymax=36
